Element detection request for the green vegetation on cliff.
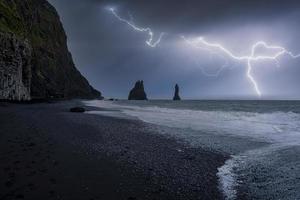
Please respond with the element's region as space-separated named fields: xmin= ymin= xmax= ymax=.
xmin=0 ymin=0 xmax=60 ymax=46
xmin=0 ymin=0 xmax=101 ymax=100
xmin=0 ymin=1 xmax=26 ymax=36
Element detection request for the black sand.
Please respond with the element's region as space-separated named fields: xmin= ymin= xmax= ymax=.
xmin=0 ymin=101 xmax=228 ymax=200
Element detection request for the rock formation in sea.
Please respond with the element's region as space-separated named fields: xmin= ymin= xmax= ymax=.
xmin=173 ymin=84 xmax=181 ymax=100
xmin=0 ymin=0 xmax=102 ymax=101
xmin=128 ymin=80 xmax=148 ymax=100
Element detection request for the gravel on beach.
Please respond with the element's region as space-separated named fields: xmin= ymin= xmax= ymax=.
xmin=0 ymin=101 xmax=228 ymax=200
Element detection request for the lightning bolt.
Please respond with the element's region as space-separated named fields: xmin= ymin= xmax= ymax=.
xmin=108 ymin=8 xmax=300 ymax=96
xmin=183 ymin=36 xmax=300 ymax=96
xmin=109 ymin=8 xmax=165 ymax=48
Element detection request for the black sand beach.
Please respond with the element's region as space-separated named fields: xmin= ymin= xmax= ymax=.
xmin=0 ymin=101 xmax=228 ymax=200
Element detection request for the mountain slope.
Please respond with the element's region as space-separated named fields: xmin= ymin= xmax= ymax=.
xmin=0 ymin=0 xmax=102 ymax=100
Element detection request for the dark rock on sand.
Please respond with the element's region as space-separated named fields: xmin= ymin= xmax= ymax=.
xmin=70 ymin=107 xmax=85 ymax=113
xmin=173 ymin=84 xmax=181 ymax=101
xmin=0 ymin=0 xmax=102 ymax=101
xmin=128 ymin=80 xmax=148 ymax=100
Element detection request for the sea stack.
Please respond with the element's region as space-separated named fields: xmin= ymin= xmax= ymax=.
xmin=173 ymin=84 xmax=181 ymax=101
xmin=128 ymin=80 xmax=148 ymax=100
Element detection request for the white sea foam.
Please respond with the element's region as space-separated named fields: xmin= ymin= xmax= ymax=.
xmin=84 ymin=100 xmax=300 ymax=199
xmin=85 ymin=100 xmax=300 ymax=145
xmin=217 ymin=156 xmax=239 ymax=200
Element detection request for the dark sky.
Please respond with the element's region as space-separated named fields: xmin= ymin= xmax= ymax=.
xmin=48 ymin=0 xmax=300 ymax=99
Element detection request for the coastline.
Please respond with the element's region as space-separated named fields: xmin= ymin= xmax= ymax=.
xmin=0 ymin=100 xmax=228 ymax=199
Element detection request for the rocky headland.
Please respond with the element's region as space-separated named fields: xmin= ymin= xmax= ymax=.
xmin=0 ymin=0 xmax=101 ymax=101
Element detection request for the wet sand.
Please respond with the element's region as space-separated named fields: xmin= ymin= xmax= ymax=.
xmin=0 ymin=101 xmax=228 ymax=200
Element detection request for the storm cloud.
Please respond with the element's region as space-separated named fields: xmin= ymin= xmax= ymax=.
xmin=48 ymin=0 xmax=300 ymax=99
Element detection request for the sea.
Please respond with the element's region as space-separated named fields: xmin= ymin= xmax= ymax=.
xmin=84 ymin=100 xmax=300 ymax=200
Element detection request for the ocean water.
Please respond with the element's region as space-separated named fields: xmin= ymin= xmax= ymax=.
xmin=84 ymin=100 xmax=300 ymax=200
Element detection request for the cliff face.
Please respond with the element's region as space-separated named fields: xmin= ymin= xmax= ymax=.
xmin=0 ymin=0 xmax=101 ymax=100
xmin=128 ymin=80 xmax=147 ymax=100
xmin=0 ymin=32 xmax=31 ymax=100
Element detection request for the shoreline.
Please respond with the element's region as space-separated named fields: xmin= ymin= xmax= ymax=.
xmin=0 ymin=101 xmax=228 ymax=199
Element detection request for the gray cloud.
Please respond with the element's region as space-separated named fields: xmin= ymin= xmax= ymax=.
xmin=48 ymin=0 xmax=300 ymax=99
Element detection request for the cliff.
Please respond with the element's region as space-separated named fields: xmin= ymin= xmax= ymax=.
xmin=0 ymin=0 xmax=101 ymax=100
xmin=128 ymin=80 xmax=147 ymax=100
xmin=173 ymin=84 xmax=181 ymax=100
xmin=0 ymin=32 xmax=31 ymax=100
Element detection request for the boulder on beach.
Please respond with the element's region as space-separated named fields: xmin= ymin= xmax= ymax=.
xmin=173 ymin=84 xmax=181 ymax=101
xmin=128 ymin=80 xmax=148 ymax=100
xmin=70 ymin=107 xmax=85 ymax=113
